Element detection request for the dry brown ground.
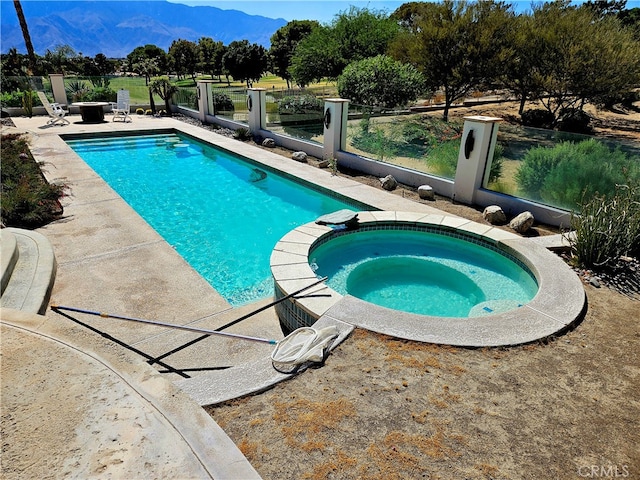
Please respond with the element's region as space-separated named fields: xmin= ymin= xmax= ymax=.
xmin=207 ymin=102 xmax=640 ymax=480
xmin=209 ymin=283 xmax=638 ymax=480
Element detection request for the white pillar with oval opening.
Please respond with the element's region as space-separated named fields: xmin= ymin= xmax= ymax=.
xmin=453 ymin=116 xmax=502 ymax=205
xmin=247 ymin=88 xmax=266 ymax=133
xmin=322 ymin=98 xmax=349 ymax=161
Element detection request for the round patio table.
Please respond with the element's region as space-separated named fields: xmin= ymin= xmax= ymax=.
xmin=72 ymin=102 xmax=109 ymax=123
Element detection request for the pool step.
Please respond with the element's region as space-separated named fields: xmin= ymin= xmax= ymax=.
xmin=67 ymin=135 xmax=183 ymax=153
xmin=0 ymin=228 xmax=57 ymax=314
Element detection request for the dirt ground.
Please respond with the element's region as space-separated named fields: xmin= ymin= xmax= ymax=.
xmin=207 ymin=102 xmax=640 ymax=480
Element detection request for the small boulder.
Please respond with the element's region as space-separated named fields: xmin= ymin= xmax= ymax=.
xmin=262 ymin=138 xmax=276 ymax=148
xmin=292 ymin=151 xmax=308 ymax=162
xmin=380 ymin=174 xmax=397 ymax=191
xmin=418 ymin=185 xmax=435 ymax=200
xmin=483 ymin=205 xmax=506 ymax=225
xmin=509 ymin=211 xmax=535 ymax=233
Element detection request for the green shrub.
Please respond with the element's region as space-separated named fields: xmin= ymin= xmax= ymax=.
xmin=83 ymin=87 xmax=116 ymax=102
xmin=337 ymin=54 xmax=425 ymax=109
xmin=516 ymin=139 xmax=640 ymax=209
xmin=488 ymin=143 xmax=504 ymax=184
xmin=1 ymin=133 xmax=67 ymax=228
xmin=0 ymin=91 xmax=26 ymax=108
xmin=278 ymin=95 xmax=323 ymax=114
xmin=211 ymin=93 xmax=234 ymax=114
xmin=569 ymin=184 xmax=640 ymax=268
xmin=428 ymin=140 xmax=460 ymax=177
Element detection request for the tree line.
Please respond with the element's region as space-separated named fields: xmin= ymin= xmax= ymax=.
xmin=2 ymin=0 xmax=639 ymax=125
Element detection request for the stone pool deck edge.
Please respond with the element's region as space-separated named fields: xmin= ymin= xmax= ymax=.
xmin=271 ymin=211 xmax=587 ymax=348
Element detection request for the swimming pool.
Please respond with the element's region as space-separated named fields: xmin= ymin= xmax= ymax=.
xmin=66 ymin=132 xmax=363 ymax=305
xmin=310 ymin=228 xmax=538 ymax=317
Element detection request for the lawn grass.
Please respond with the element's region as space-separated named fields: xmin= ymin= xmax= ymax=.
xmin=86 ymin=74 xmax=338 ymax=105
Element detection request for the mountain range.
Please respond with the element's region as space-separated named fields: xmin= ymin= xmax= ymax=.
xmin=0 ymin=1 xmax=287 ymax=58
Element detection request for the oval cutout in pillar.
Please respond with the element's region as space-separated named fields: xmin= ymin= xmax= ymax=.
xmin=464 ymin=128 xmax=475 ymax=159
xmin=246 ymin=95 xmax=253 ymax=112
xmin=324 ymin=107 xmax=331 ymax=129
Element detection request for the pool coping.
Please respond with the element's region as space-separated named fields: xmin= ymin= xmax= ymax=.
xmin=271 ymin=211 xmax=587 ymax=347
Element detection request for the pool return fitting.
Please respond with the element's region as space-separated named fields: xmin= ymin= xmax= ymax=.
xmin=51 ymin=276 xmax=340 ymax=372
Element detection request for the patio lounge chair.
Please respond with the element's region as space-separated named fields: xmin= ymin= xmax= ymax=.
xmin=111 ymin=89 xmax=131 ymax=122
xmin=36 ymin=91 xmax=69 ymax=126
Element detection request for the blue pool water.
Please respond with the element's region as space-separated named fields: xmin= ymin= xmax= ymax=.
xmin=310 ymin=229 xmax=538 ymax=317
xmin=67 ymin=133 xmax=360 ymax=305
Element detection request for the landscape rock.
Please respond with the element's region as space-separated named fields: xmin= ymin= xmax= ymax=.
xmin=292 ymin=151 xmax=308 ymax=162
xmin=380 ymin=175 xmax=397 ymax=191
xmin=418 ymin=185 xmax=435 ymax=201
xmin=483 ymin=205 xmax=507 ymax=224
xmin=262 ymin=138 xmax=276 ymax=148
xmin=509 ymin=211 xmax=535 ymax=233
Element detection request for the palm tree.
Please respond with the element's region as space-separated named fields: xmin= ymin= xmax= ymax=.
xmin=13 ymin=0 xmax=36 ymax=74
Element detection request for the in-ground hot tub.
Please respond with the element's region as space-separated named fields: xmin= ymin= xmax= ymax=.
xmin=309 ymin=227 xmax=538 ymax=318
xmin=270 ymin=211 xmax=586 ymax=347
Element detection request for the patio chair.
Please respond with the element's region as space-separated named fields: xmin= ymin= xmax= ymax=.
xmin=36 ymin=91 xmax=69 ymax=126
xmin=111 ymin=89 xmax=131 ymax=122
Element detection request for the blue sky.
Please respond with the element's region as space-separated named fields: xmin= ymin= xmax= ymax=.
xmin=169 ymin=0 xmax=640 ymax=24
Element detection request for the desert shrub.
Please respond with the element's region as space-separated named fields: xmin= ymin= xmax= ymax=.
xmin=233 ymin=127 xmax=251 ymax=141
xmin=488 ymin=143 xmax=504 ymax=184
xmin=428 ymin=140 xmax=460 ymax=177
xmin=211 ymin=93 xmax=234 ymax=114
xmin=557 ymin=108 xmax=592 ymax=134
xmin=278 ymin=95 xmax=323 ymax=114
xmin=21 ymin=88 xmax=34 ymax=117
xmin=83 ymin=87 xmax=116 ymax=102
xmin=88 ymin=76 xmax=111 ymax=89
xmin=353 ymin=123 xmax=399 ymax=162
xmin=569 ymin=184 xmax=640 ymax=268
xmin=65 ymin=79 xmax=90 ymax=102
xmin=403 ymin=116 xmax=462 ymax=147
xmin=1 ymin=133 xmax=67 ymax=228
xmin=516 ymin=139 xmax=639 ymax=209
xmin=521 ymin=109 xmax=554 ymax=129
